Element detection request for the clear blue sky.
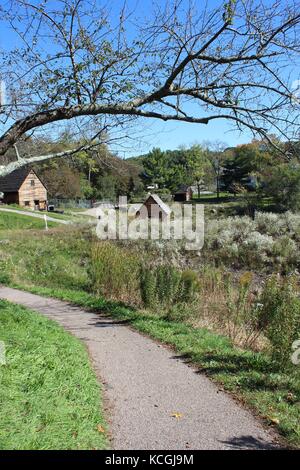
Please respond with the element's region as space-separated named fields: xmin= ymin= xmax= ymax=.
xmin=0 ymin=0 xmax=298 ymax=158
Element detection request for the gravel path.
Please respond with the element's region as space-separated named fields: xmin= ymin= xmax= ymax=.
xmin=0 ymin=286 xmax=281 ymax=450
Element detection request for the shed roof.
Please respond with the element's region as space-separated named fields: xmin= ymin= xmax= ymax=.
xmin=146 ymin=193 xmax=172 ymax=215
xmin=0 ymin=167 xmax=43 ymax=193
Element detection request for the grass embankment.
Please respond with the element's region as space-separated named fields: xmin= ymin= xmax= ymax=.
xmin=0 ymin=300 xmax=108 ymax=450
xmin=0 ymin=226 xmax=89 ymax=287
xmin=0 ymin=226 xmax=299 ymax=447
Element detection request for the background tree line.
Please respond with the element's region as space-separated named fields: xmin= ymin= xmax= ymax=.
xmin=7 ymin=133 xmax=300 ymax=212
xmin=131 ymin=138 xmax=300 ymax=211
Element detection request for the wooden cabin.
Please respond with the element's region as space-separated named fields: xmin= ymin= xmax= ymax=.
xmin=173 ymin=184 xmax=193 ymax=202
xmin=136 ymin=194 xmax=171 ymax=220
xmin=0 ymin=167 xmax=47 ymax=210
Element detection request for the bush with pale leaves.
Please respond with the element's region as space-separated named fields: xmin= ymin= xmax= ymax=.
xmin=205 ymin=211 xmax=300 ymax=271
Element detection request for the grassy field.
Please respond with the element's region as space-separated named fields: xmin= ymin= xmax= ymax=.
xmin=0 ymin=204 xmax=86 ymax=222
xmin=0 ymin=300 xmax=108 ymax=450
xmin=192 ymin=191 xmax=231 ymax=202
xmin=0 ymin=211 xmax=58 ymax=230
xmin=191 ymin=191 xmax=278 ymax=219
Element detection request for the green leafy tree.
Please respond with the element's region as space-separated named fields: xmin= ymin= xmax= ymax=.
xmin=95 ymin=174 xmax=117 ymax=201
xmin=203 ymin=141 xmax=228 ymax=199
xmin=263 ymin=164 xmax=300 ymax=211
xmin=185 ymin=145 xmax=210 ymax=197
xmin=142 ymin=145 xmax=209 ymax=193
xmin=143 ymin=148 xmax=168 ymax=187
xmin=221 ymin=143 xmax=272 ymax=192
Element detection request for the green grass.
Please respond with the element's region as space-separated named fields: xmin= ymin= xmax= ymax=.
xmin=0 ymin=300 xmax=108 ymax=450
xmin=192 ymin=191 xmax=231 ymax=202
xmin=0 ymin=226 xmax=90 ymax=289
xmin=9 ymin=284 xmax=300 ymax=448
xmin=191 ymin=192 xmax=278 ymax=218
xmin=40 ymin=211 xmax=85 ymax=222
xmin=41 ymin=212 xmax=73 ymax=220
xmin=1 ymin=204 xmax=74 ymax=218
xmin=0 ymin=205 xmax=85 ymax=223
xmin=0 ymin=211 xmax=58 ymax=230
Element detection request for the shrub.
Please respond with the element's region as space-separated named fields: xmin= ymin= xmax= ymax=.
xmin=229 ymin=216 xmax=256 ymax=240
xmin=166 ymin=301 xmax=198 ymax=322
xmin=90 ymin=242 xmax=140 ymax=304
xmin=198 ymin=266 xmax=224 ymax=293
xmin=140 ymin=265 xmax=200 ymax=310
xmin=283 ymin=211 xmax=300 ymax=241
xmin=224 ymin=271 xmax=255 ymax=342
xmin=205 ymin=212 xmax=300 ymax=272
xmin=255 ymin=212 xmax=282 ymax=236
xmin=272 ymin=236 xmax=299 ymax=272
xmin=257 ymin=276 xmax=300 ymax=365
xmin=156 ymin=265 xmax=182 ymax=307
xmin=238 ymin=232 xmax=274 ymax=267
xmin=208 ymin=216 xmax=256 ymax=248
xmin=263 ymin=163 xmax=300 ymax=211
xmin=178 ymin=270 xmax=201 ymax=303
xmin=0 ymin=271 xmax=10 ymax=284
xmin=140 ymin=269 xmax=157 ymax=308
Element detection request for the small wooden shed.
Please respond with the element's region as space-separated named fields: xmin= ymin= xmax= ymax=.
xmin=136 ymin=194 xmax=171 ymax=219
xmin=0 ymin=167 xmax=47 ymax=210
xmin=173 ymin=184 xmax=193 ymax=202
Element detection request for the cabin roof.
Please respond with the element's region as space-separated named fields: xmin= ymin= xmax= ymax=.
xmin=0 ymin=167 xmax=44 ymax=193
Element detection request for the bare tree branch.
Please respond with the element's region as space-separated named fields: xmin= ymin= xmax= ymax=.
xmin=0 ymin=0 xmax=299 ymax=172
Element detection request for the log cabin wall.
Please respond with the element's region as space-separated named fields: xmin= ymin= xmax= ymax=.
xmin=18 ymin=170 xmax=47 ymax=209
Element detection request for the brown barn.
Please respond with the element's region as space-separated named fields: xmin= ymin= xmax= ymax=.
xmin=173 ymin=184 xmax=193 ymax=202
xmin=0 ymin=167 xmax=47 ymax=210
xmin=136 ymin=194 xmax=171 ymax=219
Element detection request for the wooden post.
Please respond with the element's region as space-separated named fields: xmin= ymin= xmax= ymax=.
xmin=44 ymin=214 xmax=48 ymax=231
